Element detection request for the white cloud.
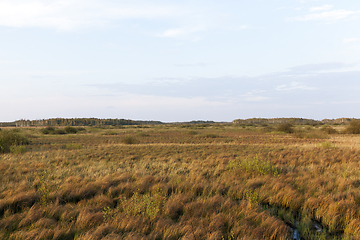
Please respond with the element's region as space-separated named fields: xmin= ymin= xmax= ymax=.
xmin=161 ymin=28 xmax=188 ymax=38
xmin=292 ymin=10 xmax=360 ymax=22
xmin=244 ymin=96 xmax=269 ymax=102
xmin=276 ymin=82 xmax=316 ymax=91
xmin=343 ymin=38 xmax=360 ymax=44
xmin=0 ymin=0 xmax=178 ymax=31
xmin=0 ymin=60 xmax=23 ymax=64
xmin=310 ymin=5 xmax=333 ymax=12
xmin=160 ymin=25 xmax=206 ymax=39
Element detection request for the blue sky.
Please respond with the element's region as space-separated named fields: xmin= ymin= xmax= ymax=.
xmin=1 ymin=0 xmax=360 ymax=122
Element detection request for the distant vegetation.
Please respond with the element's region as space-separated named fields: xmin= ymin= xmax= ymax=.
xmin=1 ymin=117 xmax=359 ymax=128
xmin=1 ymin=118 xmax=164 ymax=127
xmin=41 ymin=126 xmax=86 ymax=135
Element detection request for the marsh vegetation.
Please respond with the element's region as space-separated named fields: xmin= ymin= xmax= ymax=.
xmin=0 ymin=120 xmax=360 ymax=239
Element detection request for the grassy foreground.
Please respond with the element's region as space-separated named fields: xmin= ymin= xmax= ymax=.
xmin=1 ymin=123 xmax=360 ymax=239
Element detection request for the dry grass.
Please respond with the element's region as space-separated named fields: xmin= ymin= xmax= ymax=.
xmin=0 ymin=124 xmax=359 ymax=239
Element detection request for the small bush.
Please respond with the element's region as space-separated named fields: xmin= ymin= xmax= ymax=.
xmin=54 ymin=129 xmax=66 ymax=135
xmin=41 ymin=126 xmax=56 ymax=134
xmin=122 ymin=136 xmax=138 ymax=144
xmin=10 ymin=145 xmax=27 ymax=154
xmin=203 ymin=133 xmax=220 ymax=138
xmin=321 ymin=141 xmax=333 ymax=149
xmin=102 ymin=130 xmax=119 ymax=136
xmin=120 ymin=188 xmax=166 ymax=220
xmin=64 ymin=126 xmax=78 ymax=134
xmin=77 ymin=127 xmax=86 ymax=132
xmin=0 ymin=131 xmax=30 ymax=153
xmin=276 ymin=123 xmax=294 ymax=133
xmin=344 ymin=120 xmax=360 ymax=134
xmin=261 ymin=126 xmax=274 ymax=133
xmin=321 ymin=126 xmax=338 ymax=134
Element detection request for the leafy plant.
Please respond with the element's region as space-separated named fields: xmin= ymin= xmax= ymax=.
xmin=229 ymin=156 xmax=282 ymax=177
xmin=244 ymin=189 xmax=259 ymax=206
xmin=321 ymin=141 xmax=333 ymax=149
xmin=37 ymin=170 xmax=53 ymax=206
xmin=120 ymin=188 xmax=166 ymax=220
xmin=10 ymin=145 xmax=27 ymax=154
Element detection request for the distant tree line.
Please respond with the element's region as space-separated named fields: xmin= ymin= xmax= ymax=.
xmin=0 ymin=118 xmax=163 ymax=127
xmin=232 ymin=118 xmax=358 ymax=125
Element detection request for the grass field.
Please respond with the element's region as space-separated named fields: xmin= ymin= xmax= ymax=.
xmin=1 ymin=123 xmax=360 ymax=239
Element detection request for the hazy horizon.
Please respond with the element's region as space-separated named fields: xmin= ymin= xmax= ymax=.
xmin=1 ymin=0 xmax=360 ymax=122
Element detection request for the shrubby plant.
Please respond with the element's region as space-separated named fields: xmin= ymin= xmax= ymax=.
xmin=120 ymin=188 xmax=166 ymax=220
xmin=121 ymin=136 xmax=138 ymax=144
xmin=229 ymin=156 xmax=282 ymax=177
xmin=276 ymin=123 xmax=294 ymax=133
xmin=41 ymin=126 xmax=84 ymax=135
xmin=344 ymin=120 xmax=360 ymax=134
xmin=321 ymin=126 xmax=338 ymax=134
xmin=64 ymin=126 xmax=78 ymax=134
xmin=0 ymin=130 xmax=29 ymax=153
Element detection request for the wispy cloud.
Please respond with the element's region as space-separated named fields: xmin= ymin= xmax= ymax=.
xmin=291 ymin=9 xmax=360 ymax=22
xmin=276 ymin=82 xmax=316 ymax=91
xmin=288 ymin=62 xmax=352 ymax=73
xmin=309 ymin=5 xmax=333 ymax=12
xmin=160 ymin=26 xmax=205 ymax=39
xmin=343 ymin=38 xmax=360 ymax=44
xmin=0 ymin=0 xmax=179 ymax=31
xmin=0 ymin=60 xmax=23 ymax=64
xmin=174 ymin=63 xmax=209 ymax=67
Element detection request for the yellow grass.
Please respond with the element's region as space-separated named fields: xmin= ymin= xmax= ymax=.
xmin=0 ymin=124 xmax=360 ymax=239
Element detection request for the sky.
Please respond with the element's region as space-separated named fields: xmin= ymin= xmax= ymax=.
xmin=1 ymin=0 xmax=360 ymax=122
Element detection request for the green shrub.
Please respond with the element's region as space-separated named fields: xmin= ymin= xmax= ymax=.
xmin=41 ymin=126 xmax=56 ymax=134
xmin=103 ymin=130 xmax=119 ymax=135
xmin=54 ymin=129 xmax=66 ymax=135
xmin=10 ymin=145 xmax=27 ymax=154
xmin=120 ymin=188 xmax=166 ymax=219
xmin=229 ymin=156 xmax=282 ymax=177
xmin=344 ymin=120 xmax=360 ymax=134
xmin=276 ymin=123 xmax=294 ymax=133
xmin=203 ymin=133 xmax=220 ymax=138
xmin=64 ymin=126 xmax=78 ymax=134
xmin=122 ymin=136 xmax=138 ymax=144
xmin=321 ymin=141 xmax=333 ymax=149
xmin=0 ymin=131 xmax=30 ymax=153
xmin=320 ymin=126 xmax=338 ymax=134
xmin=188 ymin=130 xmax=198 ymax=135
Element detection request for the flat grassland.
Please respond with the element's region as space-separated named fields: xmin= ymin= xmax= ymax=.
xmin=1 ymin=124 xmax=360 ymax=239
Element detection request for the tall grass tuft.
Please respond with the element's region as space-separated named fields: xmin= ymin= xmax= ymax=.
xmin=229 ymin=156 xmax=282 ymax=177
xmin=121 ymin=136 xmax=138 ymax=144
